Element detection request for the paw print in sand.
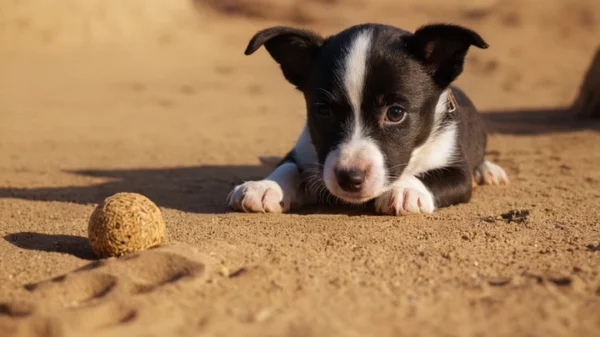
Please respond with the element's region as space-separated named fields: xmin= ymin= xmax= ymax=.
xmin=0 ymin=244 xmax=217 ymax=336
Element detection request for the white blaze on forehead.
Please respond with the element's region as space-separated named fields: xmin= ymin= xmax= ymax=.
xmin=342 ymin=29 xmax=373 ymax=140
xmin=322 ymin=28 xmax=387 ymax=203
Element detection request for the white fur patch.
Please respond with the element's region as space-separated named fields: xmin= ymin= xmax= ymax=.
xmin=404 ymin=90 xmax=459 ymax=177
xmin=293 ymin=124 xmax=319 ymax=170
xmin=343 ymin=29 xmax=373 ymax=141
xmin=374 ymin=174 xmax=435 ymax=215
xmin=227 ymin=162 xmax=300 ymax=213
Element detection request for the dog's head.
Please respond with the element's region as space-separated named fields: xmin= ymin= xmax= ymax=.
xmin=245 ymin=23 xmax=487 ymax=204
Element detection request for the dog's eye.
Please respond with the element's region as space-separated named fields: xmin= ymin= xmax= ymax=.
xmin=315 ymin=107 xmax=332 ymax=120
xmin=385 ymin=106 xmax=406 ymax=123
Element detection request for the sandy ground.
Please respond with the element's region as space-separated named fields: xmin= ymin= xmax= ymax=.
xmin=1 ymin=1 xmax=600 ymax=336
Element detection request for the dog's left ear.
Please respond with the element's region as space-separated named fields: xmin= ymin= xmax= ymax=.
xmin=245 ymin=26 xmax=325 ymax=90
xmin=407 ymin=23 xmax=488 ymax=87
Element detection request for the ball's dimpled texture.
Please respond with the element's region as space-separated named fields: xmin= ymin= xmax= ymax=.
xmin=88 ymin=192 xmax=166 ymax=258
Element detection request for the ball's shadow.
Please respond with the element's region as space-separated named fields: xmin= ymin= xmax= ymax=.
xmin=4 ymin=232 xmax=96 ymax=260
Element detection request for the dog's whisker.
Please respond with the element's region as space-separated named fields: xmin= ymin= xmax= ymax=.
xmin=387 ymin=162 xmax=410 ymax=171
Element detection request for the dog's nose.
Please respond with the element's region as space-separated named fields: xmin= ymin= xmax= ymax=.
xmin=336 ymin=168 xmax=366 ymax=192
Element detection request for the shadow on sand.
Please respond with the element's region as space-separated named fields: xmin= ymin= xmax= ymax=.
xmin=0 ymin=165 xmax=269 ymax=214
xmin=482 ymin=107 xmax=599 ymax=134
xmin=0 ymin=107 xmax=598 ymax=214
xmin=3 ymin=232 xmax=96 ymax=260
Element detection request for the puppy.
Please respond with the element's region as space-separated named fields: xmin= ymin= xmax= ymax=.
xmin=227 ymin=23 xmax=509 ymax=215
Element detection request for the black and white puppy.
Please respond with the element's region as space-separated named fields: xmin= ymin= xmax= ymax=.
xmin=227 ymin=23 xmax=509 ymax=215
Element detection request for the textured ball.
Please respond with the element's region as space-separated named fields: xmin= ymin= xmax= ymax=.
xmin=88 ymin=192 xmax=166 ymax=258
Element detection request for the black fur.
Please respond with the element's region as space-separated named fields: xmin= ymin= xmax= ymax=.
xmin=407 ymin=23 xmax=489 ymax=87
xmin=244 ymin=26 xmax=324 ymax=90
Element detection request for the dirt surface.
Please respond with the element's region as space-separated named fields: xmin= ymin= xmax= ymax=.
xmin=1 ymin=1 xmax=600 ymax=336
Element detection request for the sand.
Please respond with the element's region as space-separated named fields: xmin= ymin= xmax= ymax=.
xmin=1 ymin=1 xmax=600 ymax=336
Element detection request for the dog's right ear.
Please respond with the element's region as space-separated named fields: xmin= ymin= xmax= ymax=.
xmin=245 ymin=26 xmax=324 ymax=90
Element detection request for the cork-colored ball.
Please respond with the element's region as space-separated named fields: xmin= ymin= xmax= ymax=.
xmin=88 ymin=192 xmax=166 ymax=258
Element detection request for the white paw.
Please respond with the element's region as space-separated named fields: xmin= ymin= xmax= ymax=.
xmin=375 ymin=175 xmax=435 ymax=215
xmin=227 ymin=180 xmax=290 ymax=213
xmin=474 ymin=160 xmax=509 ymax=186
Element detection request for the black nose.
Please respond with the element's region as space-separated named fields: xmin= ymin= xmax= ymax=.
xmin=336 ymin=168 xmax=366 ymax=192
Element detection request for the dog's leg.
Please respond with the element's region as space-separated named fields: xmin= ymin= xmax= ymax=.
xmin=228 ymin=124 xmax=316 ymax=213
xmin=375 ymin=166 xmax=473 ymax=215
xmin=227 ymin=162 xmax=301 ymax=213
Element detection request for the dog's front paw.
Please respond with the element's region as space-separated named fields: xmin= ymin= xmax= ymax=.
xmin=474 ymin=160 xmax=509 ymax=186
xmin=375 ymin=176 xmax=435 ymax=215
xmin=227 ymin=180 xmax=291 ymax=213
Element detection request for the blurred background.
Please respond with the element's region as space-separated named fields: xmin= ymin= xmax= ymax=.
xmin=1 ymin=0 xmax=598 ymax=105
